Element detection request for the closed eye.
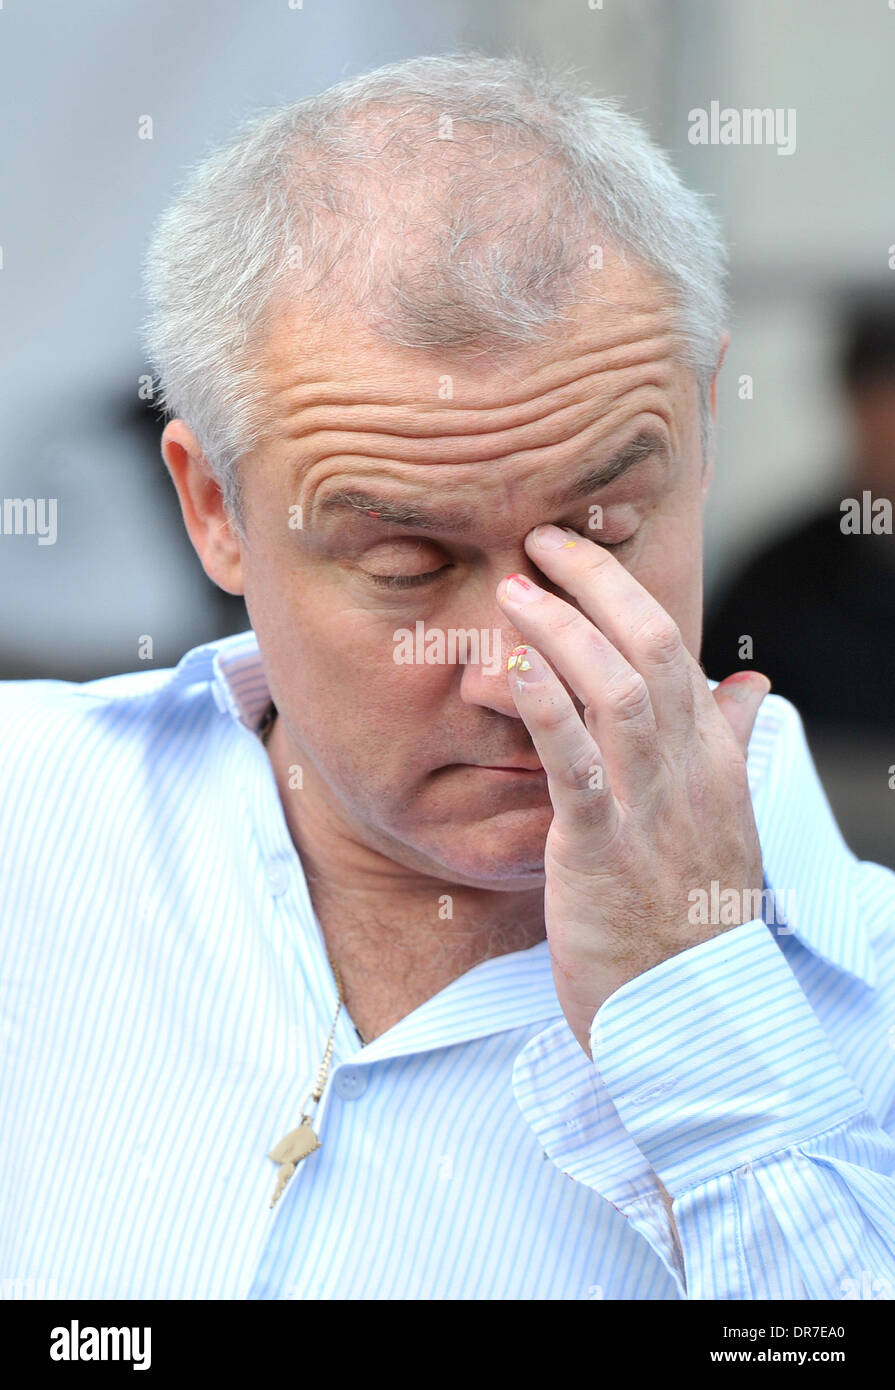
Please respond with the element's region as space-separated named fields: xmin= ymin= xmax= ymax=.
xmin=365 ymin=535 xmax=635 ymax=586
xmin=363 ymin=531 xmax=636 ymax=590
xmin=596 ymin=536 xmax=633 ymax=549
xmin=364 ymin=566 xmax=452 ymax=589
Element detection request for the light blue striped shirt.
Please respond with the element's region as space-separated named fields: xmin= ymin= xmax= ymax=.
xmin=2 ymin=629 xmax=894 ymax=1300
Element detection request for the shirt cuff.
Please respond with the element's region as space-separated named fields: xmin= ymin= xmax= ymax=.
xmin=589 ymin=917 xmax=868 ymax=1195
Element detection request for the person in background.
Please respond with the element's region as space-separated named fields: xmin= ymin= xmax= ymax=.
xmin=702 ymin=296 xmax=895 ymax=735
xmin=701 ymin=297 xmax=895 ymax=866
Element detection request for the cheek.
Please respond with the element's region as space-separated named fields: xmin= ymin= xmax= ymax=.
xmin=257 ymin=579 xmax=454 ymax=731
xmin=354 ymin=632 xmax=459 ymax=727
xmin=634 ymin=520 xmax=704 ymax=655
xmin=241 ymin=535 xmax=449 ymax=759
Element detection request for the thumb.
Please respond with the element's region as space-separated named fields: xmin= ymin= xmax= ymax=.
xmin=712 ymin=670 xmax=772 ymax=756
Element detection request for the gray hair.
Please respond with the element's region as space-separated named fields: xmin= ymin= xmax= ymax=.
xmin=139 ymin=52 xmax=729 ymax=524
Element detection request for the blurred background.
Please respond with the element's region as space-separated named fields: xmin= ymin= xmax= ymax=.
xmin=0 ymin=0 xmax=892 ymax=865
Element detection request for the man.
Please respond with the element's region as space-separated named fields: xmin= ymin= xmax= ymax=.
xmin=701 ymin=297 xmax=895 ymax=869
xmin=703 ymin=294 xmax=895 ymax=740
xmin=2 ymin=54 xmax=894 ymax=1301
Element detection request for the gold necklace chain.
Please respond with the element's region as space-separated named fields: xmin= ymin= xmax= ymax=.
xmin=267 ymin=956 xmax=344 ymax=1209
xmin=258 ymin=704 xmax=358 ymax=1208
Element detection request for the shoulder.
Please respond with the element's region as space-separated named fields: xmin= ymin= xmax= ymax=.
xmin=736 ymin=684 xmax=895 ymax=973
xmin=0 ymin=665 xmax=177 ymax=720
xmin=0 ymin=665 xmax=191 ymax=762
xmin=0 ymin=641 xmax=240 ymax=811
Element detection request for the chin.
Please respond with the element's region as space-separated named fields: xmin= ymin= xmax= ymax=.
xmin=412 ymin=811 xmax=552 ymax=886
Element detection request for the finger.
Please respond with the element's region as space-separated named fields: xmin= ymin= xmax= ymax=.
xmin=524 ymin=523 xmax=712 ymax=754
xmin=505 ymin=643 xmax=619 ymax=842
xmin=497 ymin=573 xmax=661 ymax=807
xmin=712 ymin=672 xmax=772 ymax=758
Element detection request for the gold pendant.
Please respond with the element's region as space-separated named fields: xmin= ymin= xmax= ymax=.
xmin=267 ymin=1119 xmax=320 ymax=1208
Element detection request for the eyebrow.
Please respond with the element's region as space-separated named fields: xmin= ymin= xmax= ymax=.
xmin=316 ymin=428 xmax=669 ymax=533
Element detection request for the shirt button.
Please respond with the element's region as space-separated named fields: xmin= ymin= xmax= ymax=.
xmin=333 ymin=1066 xmax=368 ymax=1100
xmin=266 ymin=860 xmax=290 ymax=897
xmin=735 ymin=1162 xmax=753 ymax=1179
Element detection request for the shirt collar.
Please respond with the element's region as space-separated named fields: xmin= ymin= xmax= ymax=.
xmin=169 ymin=629 xmax=274 ymax=733
xmin=181 ymin=634 xmax=877 ymax=994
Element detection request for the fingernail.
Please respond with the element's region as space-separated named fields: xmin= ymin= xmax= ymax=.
xmin=531 ymin=523 xmax=576 ymax=549
xmin=724 ymin=672 xmax=771 ymax=703
xmin=507 ymin=644 xmax=544 ymax=680
xmin=502 ymin=573 xmax=544 ymax=604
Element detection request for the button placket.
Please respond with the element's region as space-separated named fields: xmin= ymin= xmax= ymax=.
xmin=266 ymin=859 xmax=290 ymax=897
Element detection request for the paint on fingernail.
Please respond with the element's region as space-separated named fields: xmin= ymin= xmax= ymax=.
xmin=532 ymin=523 xmax=577 ymax=550
xmin=504 ymin=574 xmax=544 ymax=604
xmin=723 ymin=672 xmax=766 ymax=703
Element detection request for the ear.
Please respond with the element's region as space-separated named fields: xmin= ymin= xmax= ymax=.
xmin=710 ymin=330 xmax=730 ymax=418
xmin=161 ymin=419 xmax=245 ymax=595
xmin=701 ymin=330 xmax=730 ymax=498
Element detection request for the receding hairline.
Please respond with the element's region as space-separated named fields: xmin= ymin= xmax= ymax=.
xmin=140 ymin=51 xmax=728 ymax=526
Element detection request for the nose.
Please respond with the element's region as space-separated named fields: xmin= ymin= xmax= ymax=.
xmin=458 ymin=617 xmax=528 ymax=719
xmin=457 ymin=559 xmax=578 ymax=720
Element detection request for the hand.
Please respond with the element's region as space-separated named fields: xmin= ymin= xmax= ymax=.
xmin=496 ymin=522 xmax=771 ymax=1059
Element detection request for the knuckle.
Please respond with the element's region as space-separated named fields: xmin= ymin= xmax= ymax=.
xmin=607 ymin=671 xmax=652 ymax=722
xmin=635 ymin=614 xmax=683 ymax=665
xmin=564 ymin=742 xmax=601 ymax=791
xmin=549 ymin=603 xmax=585 ymax=639
xmin=537 ymin=699 xmax=575 ymax=735
xmin=559 ymin=742 xmax=607 ymax=801
xmin=580 ymin=552 xmax=612 ymax=580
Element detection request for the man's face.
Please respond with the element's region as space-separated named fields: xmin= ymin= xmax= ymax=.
xmin=850 ymin=377 xmax=895 ymax=494
xmin=235 ymin=253 xmax=713 ymax=889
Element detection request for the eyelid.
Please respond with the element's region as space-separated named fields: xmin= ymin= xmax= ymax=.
xmin=364 ymin=533 xmax=635 ymax=579
xmin=364 ymin=566 xmax=450 ymax=589
xmin=360 ymin=525 xmax=637 ymax=588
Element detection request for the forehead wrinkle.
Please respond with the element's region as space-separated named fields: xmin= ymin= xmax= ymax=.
xmin=283 ymin=356 xmax=675 ymax=476
xmin=310 ymin=423 xmax=671 ymax=535
xmin=260 ymin=305 xmax=679 ymax=429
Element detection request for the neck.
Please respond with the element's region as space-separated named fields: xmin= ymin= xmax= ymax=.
xmin=264 ymin=713 xmax=546 ymax=1044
